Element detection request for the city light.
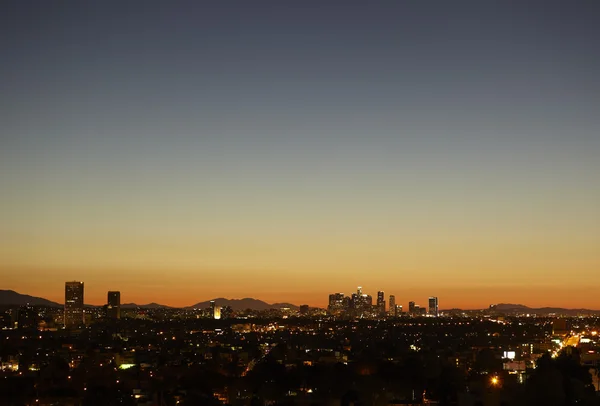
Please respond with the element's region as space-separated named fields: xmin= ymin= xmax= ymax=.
xmin=1 ymin=3 xmax=598 ymax=406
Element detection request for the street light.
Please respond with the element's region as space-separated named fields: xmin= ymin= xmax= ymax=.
xmin=491 ymin=376 xmax=499 ymax=386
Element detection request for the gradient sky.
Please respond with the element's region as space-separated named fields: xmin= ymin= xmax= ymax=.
xmin=1 ymin=1 xmax=599 ymax=308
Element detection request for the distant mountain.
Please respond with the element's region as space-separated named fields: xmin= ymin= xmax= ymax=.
xmin=121 ymin=303 xmax=170 ymax=309
xmin=187 ymin=298 xmax=299 ymax=311
xmin=494 ymin=303 xmax=531 ymax=311
xmin=494 ymin=303 xmax=600 ymax=316
xmin=0 ymin=290 xmax=61 ymax=307
xmin=272 ymin=302 xmax=300 ymax=309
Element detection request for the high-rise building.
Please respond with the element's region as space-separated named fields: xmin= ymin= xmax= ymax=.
xmin=342 ymin=296 xmax=352 ymax=312
xmin=64 ymin=281 xmax=84 ymax=328
xmin=107 ymin=291 xmax=121 ymax=319
xmin=377 ymin=291 xmax=385 ymax=316
xmin=210 ymin=301 xmax=220 ymax=319
xmin=328 ymin=293 xmax=345 ymax=314
xmin=389 ymin=295 xmax=396 ymax=316
xmin=396 ymin=305 xmax=403 ymax=315
xmin=428 ymin=297 xmax=439 ymax=317
xmin=351 ymin=293 xmax=359 ymax=311
xmin=351 ymin=288 xmax=372 ymax=317
xmin=362 ymin=294 xmax=373 ymax=311
xmin=408 ymin=301 xmax=416 ymax=315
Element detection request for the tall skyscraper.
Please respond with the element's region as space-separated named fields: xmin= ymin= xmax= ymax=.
xmin=408 ymin=301 xmax=416 ymax=315
xmin=210 ymin=300 xmax=220 ymax=319
xmin=328 ymin=293 xmax=345 ymax=314
xmin=107 ymin=291 xmax=121 ymax=319
xmin=389 ymin=295 xmax=396 ymax=317
xmin=428 ymin=297 xmax=439 ymax=317
xmin=376 ymin=291 xmax=385 ymax=316
xmin=64 ymin=281 xmax=84 ymax=328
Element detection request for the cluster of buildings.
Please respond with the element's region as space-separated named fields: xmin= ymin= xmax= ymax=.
xmin=4 ymin=284 xmax=600 ymax=405
xmin=64 ymin=281 xmax=120 ymax=328
xmin=63 ymin=281 xmax=236 ymax=329
xmin=327 ymin=286 xmax=439 ymax=318
xmin=63 ymin=282 xmax=441 ymax=329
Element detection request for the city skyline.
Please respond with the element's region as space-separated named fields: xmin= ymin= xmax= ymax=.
xmin=1 ymin=2 xmax=599 ymax=309
xmin=5 ymin=283 xmax=600 ymax=312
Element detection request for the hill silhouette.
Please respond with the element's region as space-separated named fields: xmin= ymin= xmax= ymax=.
xmin=187 ymin=297 xmax=298 ymax=311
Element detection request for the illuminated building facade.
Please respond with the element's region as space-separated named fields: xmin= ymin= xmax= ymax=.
xmin=64 ymin=281 xmax=84 ymax=328
xmin=389 ymin=295 xmax=396 ymax=316
xmin=107 ymin=291 xmax=121 ymax=319
xmin=428 ymin=296 xmax=439 ymax=317
xmin=377 ymin=291 xmax=385 ymax=316
xmin=328 ymin=293 xmax=345 ymax=314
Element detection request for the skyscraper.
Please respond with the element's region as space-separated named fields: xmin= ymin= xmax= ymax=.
xmin=64 ymin=281 xmax=84 ymax=328
xmin=396 ymin=305 xmax=403 ymax=315
xmin=328 ymin=293 xmax=345 ymax=314
xmin=428 ymin=297 xmax=439 ymax=317
xmin=408 ymin=301 xmax=416 ymax=315
xmin=107 ymin=291 xmax=121 ymax=319
xmin=210 ymin=300 xmax=221 ymax=319
xmin=389 ymin=295 xmax=396 ymax=317
xmin=377 ymin=291 xmax=385 ymax=316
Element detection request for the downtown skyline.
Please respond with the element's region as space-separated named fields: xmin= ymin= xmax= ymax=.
xmin=1 ymin=2 xmax=599 ymax=309
xmin=3 ymin=283 xmax=600 ymax=312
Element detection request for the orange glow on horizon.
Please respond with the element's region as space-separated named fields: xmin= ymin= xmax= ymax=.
xmin=4 ymin=266 xmax=600 ymax=310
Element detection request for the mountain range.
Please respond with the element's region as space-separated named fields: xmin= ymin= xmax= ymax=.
xmin=2 ymin=290 xmax=599 ymax=315
xmin=187 ymin=298 xmax=298 ymax=311
xmin=121 ymin=303 xmax=171 ymax=309
xmin=0 ymin=290 xmax=62 ymax=307
xmin=0 ymin=290 xmax=296 ymax=310
xmin=492 ymin=303 xmax=600 ymax=316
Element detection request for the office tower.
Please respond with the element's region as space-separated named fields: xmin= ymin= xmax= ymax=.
xmin=107 ymin=291 xmax=121 ymax=320
xmin=362 ymin=294 xmax=373 ymax=310
xmin=408 ymin=301 xmax=416 ymax=315
xmin=357 ymin=286 xmax=362 ymax=296
xmin=377 ymin=291 xmax=385 ymax=316
xmin=396 ymin=305 xmax=403 ymax=315
xmin=428 ymin=296 xmax=439 ymax=317
xmin=342 ymin=296 xmax=352 ymax=313
xmin=210 ymin=301 xmax=219 ymax=319
xmin=64 ymin=281 xmax=84 ymax=328
xmin=328 ymin=293 xmax=345 ymax=314
xmin=351 ymin=293 xmax=359 ymax=311
xmin=389 ymin=295 xmax=396 ymax=316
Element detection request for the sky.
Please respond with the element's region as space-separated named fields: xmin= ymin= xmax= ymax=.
xmin=1 ymin=1 xmax=599 ymax=309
